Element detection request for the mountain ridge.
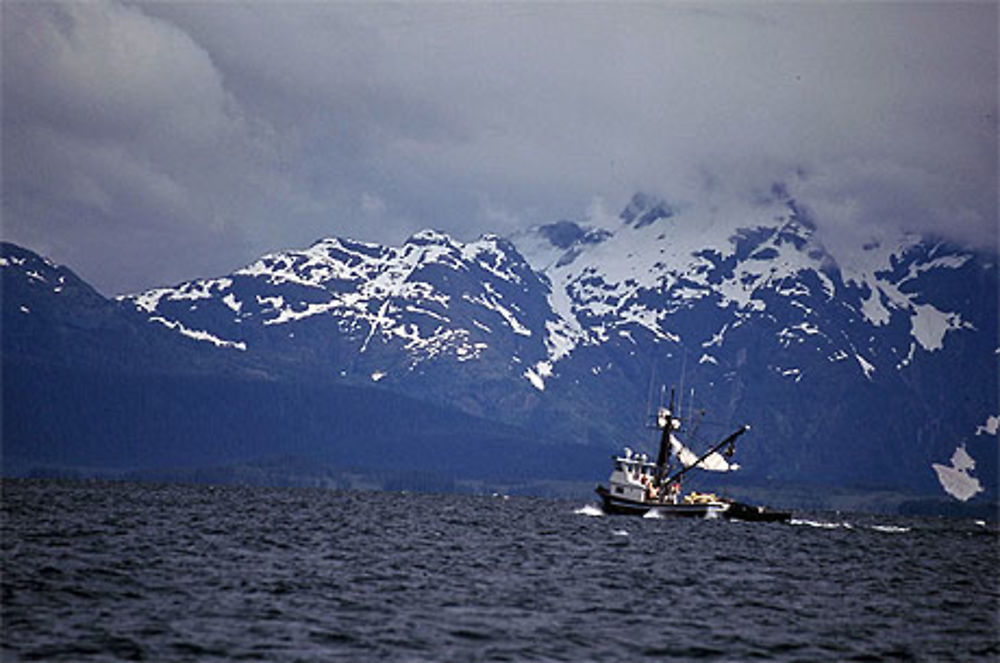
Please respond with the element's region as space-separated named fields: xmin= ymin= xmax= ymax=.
xmin=3 ymin=191 xmax=996 ymax=503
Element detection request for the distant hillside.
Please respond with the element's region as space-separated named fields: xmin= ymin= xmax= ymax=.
xmin=1 ymin=242 xmax=599 ymax=488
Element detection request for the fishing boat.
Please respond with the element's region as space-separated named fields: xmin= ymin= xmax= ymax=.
xmin=595 ymin=398 xmax=791 ymax=522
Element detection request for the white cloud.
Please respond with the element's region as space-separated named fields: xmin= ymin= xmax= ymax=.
xmin=2 ymin=1 xmax=282 ymax=291
xmin=3 ymin=1 xmax=996 ymax=294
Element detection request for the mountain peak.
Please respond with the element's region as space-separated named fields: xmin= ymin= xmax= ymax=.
xmin=620 ymin=192 xmax=674 ymax=229
xmin=1 ymin=242 xmax=99 ymax=301
xmin=406 ymin=229 xmax=456 ymax=247
xmin=537 ymin=220 xmax=586 ymax=249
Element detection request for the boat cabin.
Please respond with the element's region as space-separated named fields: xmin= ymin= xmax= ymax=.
xmin=607 ymin=448 xmax=674 ymax=504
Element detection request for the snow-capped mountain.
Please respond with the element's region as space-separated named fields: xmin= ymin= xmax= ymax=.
xmin=5 ymin=189 xmax=997 ymax=501
xmin=507 ymin=191 xmax=996 ymax=493
xmin=515 ymin=189 xmax=983 ymax=380
xmin=114 ymin=230 xmax=562 ymax=422
xmin=126 ymin=230 xmax=550 ymax=365
xmin=1 ymin=240 xmax=599 ymax=484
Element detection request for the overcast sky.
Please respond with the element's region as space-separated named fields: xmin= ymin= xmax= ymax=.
xmin=3 ymin=1 xmax=997 ymax=295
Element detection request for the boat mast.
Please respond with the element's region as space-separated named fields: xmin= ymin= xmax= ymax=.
xmin=654 ymin=388 xmax=676 ymax=485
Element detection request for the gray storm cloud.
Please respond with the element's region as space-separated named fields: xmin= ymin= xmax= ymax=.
xmin=2 ymin=1 xmax=996 ymax=294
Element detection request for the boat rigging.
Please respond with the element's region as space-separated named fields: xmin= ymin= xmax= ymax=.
xmin=594 ymin=391 xmax=790 ymax=522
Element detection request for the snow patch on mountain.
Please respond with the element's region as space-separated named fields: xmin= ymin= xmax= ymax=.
xmin=524 ymin=360 xmax=552 ymax=391
xmin=127 ymin=278 xmax=233 ymax=314
xmin=148 ymin=316 xmax=246 ymax=351
xmin=932 ymin=444 xmax=983 ymax=502
xmin=862 ymin=277 xmax=974 ymax=353
xmin=855 ymin=353 xmax=876 ymax=380
xmin=975 ymin=415 xmax=999 ymax=437
xmin=911 ymin=305 xmax=973 ymax=352
xmin=843 ymin=237 xmax=976 ymax=355
xmin=264 ymin=300 xmax=338 ymax=326
xmin=464 ymin=282 xmax=530 ymax=337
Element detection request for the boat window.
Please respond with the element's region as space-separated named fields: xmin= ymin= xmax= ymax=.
xmin=614 ymin=462 xmax=624 ymax=471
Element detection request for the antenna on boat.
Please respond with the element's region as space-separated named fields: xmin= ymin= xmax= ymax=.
xmin=644 ymin=363 xmax=658 ymax=427
xmin=648 ymin=384 xmax=666 ymax=434
xmin=688 ymin=386 xmax=695 ymax=425
xmin=677 ymin=353 xmax=687 ymax=421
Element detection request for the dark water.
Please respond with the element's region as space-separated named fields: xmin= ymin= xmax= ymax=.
xmin=2 ymin=480 xmax=997 ymax=662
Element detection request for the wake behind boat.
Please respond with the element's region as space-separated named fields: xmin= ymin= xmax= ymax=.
xmin=595 ymin=396 xmax=790 ymax=522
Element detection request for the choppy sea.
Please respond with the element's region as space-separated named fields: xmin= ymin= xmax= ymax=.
xmin=2 ymin=479 xmax=997 ymax=662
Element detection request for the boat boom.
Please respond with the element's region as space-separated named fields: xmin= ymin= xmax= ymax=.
xmin=663 ymin=425 xmax=749 ymax=486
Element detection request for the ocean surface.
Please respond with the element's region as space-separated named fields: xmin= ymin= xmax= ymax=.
xmin=2 ymin=479 xmax=997 ymax=662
